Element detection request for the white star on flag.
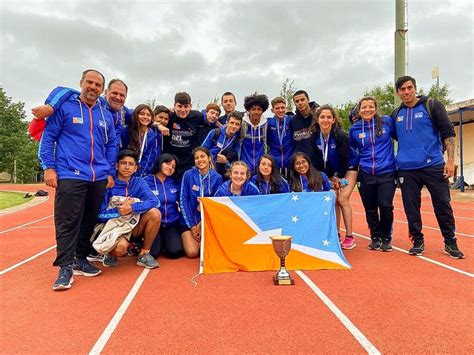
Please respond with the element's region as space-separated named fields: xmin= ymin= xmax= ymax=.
xmin=291 ymin=216 xmax=299 ymax=223
xmin=323 ymin=239 xmax=330 ymax=246
xmin=291 ymin=194 xmax=299 ymax=202
xmin=324 ymin=196 xmax=332 ymax=202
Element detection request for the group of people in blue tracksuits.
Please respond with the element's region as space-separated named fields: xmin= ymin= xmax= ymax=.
xmin=35 ymin=69 xmax=464 ymax=292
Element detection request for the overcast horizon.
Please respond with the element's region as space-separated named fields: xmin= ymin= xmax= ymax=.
xmin=1 ymin=0 xmax=472 ymax=117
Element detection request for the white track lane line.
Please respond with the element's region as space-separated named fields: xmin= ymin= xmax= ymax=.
xmin=0 ymin=215 xmax=53 ymax=235
xmin=297 ymin=271 xmax=381 ymax=355
xmin=89 ymin=268 xmax=150 ymax=354
xmin=352 ymin=211 xmax=473 ymax=238
xmin=0 ymin=245 xmax=56 ymax=276
xmin=351 ymin=201 xmax=474 ymax=221
xmin=348 ymin=231 xmax=474 ymax=278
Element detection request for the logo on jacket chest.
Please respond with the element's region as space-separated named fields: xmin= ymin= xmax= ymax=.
xmin=72 ymin=117 xmax=83 ymax=124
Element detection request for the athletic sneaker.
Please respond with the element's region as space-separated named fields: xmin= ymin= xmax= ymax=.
xmin=409 ymin=240 xmax=424 ymax=256
xmin=127 ymin=243 xmax=140 ymax=257
xmin=341 ymin=236 xmax=356 ymax=250
xmin=86 ymin=253 xmax=104 ymax=263
xmin=73 ymin=258 xmax=102 ymax=276
xmin=102 ymin=254 xmax=117 ymax=267
xmin=53 ymin=265 xmax=74 ymax=291
xmin=444 ymin=240 xmax=464 ymax=259
xmin=368 ymin=239 xmax=382 ymax=251
xmin=381 ymin=240 xmax=393 ymax=252
xmin=136 ymin=253 xmax=159 ymax=269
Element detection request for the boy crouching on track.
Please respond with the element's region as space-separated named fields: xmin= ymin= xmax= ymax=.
xmin=94 ymin=149 xmax=161 ymax=269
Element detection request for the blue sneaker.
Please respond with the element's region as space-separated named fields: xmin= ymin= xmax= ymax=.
xmin=102 ymin=254 xmax=117 ymax=267
xmin=53 ymin=265 xmax=74 ymax=291
xmin=73 ymin=258 xmax=102 ymax=277
xmin=136 ymin=253 xmax=159 ymax=269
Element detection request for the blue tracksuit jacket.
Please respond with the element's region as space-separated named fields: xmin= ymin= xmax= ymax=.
xmin=266 ymin=115 xmax=294 ymax=169
xmin=393 ymin=96 xmax=453 ymax=170
xmin=250 ymin=175 xmax=290 ymax=194
xmin=349 ymin=116 xmax=396 ymax=175
xmin=214 ymin=180 xmax=261 ymax=197
xmin=143 ymin=175 xmax=180 ymax=227
xmin=180 ymin=167 xmax=223 ymax=228
xmin=38 ymin=94 xmax=116 ymax=181
xmin=44 ymin=86 xmax=133 ymax=146
xmin=97 ymin=175 xmax=159 ymax=222
xmin=120 ymin=127 xmax=161 ymax=176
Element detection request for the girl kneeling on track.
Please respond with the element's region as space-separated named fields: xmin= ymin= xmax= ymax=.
xmin=180 ymin=147 xmax=223 ymax=258
xmin=348 ymin=97 xmax=397 ymax=252
xmin=144 ymin=153 xmax=185 ymax=259
xmin=289 ymin=152 xmax=331 ymax=192
xmin=214 ymin=161 xmax=261 ymax=197
xmin=251 ymin=154 xmax=290 ymax=194
xmin=310 ymin=105 xmax=358 ymax=250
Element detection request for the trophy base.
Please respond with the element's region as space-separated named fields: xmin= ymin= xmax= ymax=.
xmin=273 ymin=275 xmax=295 ymax=286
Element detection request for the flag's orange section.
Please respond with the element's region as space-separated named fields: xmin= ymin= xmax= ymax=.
xmin=201 ymin=198 xmax=348 ymax=274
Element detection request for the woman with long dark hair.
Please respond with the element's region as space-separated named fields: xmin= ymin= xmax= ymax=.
xmin=289 ymin=152 xmax=331 ymax=192
xmin=144 ymin=153 xmax=184 ymax=259
xmin=121 ymin=104 xmax=161 ymax=176
xmin=349 ymin=97 xmax=397 ymax=252
xmin=309 ymin=104 xmax=358 ymax=249
xmin=251 ymin=154 xmax=290 ymax=194
xmin=180 ymin=147 xmax=223 ymax=258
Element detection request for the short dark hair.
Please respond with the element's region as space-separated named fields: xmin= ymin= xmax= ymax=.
xmin=227 ymin=111 xmax=243 ymax=123
xmin=293 ymin=90 xmax=309 ymax=100
xmin=243 ymin=93 xmax=269 ymax=112
xmin=150 ymin=153 xmax=178 ymax=176
xmin=174 ymin=92 xmax=191 ymax=105
xmin=153 ymin=105 xmax=170 ymax=116
xmin=395 ymin=76 xmax=417 ymax=91
xmin=118 ymin=149 xmax=139 ymax=164
xmin=221 ymin=92 xmax=236 ymax=102
xmin=81 ymin=69 xmax=105 ymax=86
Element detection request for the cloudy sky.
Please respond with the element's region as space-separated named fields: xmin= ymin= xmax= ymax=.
xmin=1 ymin=0 xmax=472 ymax=117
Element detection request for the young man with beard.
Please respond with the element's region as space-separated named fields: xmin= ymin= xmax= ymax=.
xmin=393 ymin=75 xmax=464 ymax=259
xmin=38 ymin=69 xmax=117 ymax=290
xmin=290 ymin=90 xmax=319 ymax=165
xmin=30 ymin=79 xmax=131 ymax=146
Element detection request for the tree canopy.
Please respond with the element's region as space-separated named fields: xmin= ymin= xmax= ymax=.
xmin=0 ymin=86 xmax=39 ymax=183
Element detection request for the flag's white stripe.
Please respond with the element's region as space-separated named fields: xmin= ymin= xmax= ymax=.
xmin=89 ymin=268 xmax=150 ymax=354
xmin=210 ymin=197 xmax=263 ymax=233
xmin=297 ymin=271 xmax=381 ymax=355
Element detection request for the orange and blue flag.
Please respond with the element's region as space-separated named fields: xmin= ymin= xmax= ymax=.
xmin=200 ymin=192 xmax=351 ymax=274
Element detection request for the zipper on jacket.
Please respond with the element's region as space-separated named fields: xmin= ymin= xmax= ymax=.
xmin=87 ymin=104 xmax=96 ymax=181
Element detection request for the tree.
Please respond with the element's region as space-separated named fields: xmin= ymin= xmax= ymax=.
xmin=363 ymin=82 xmax=453 ymax=116
xmin=280 ymin=78 xmax=295 ymax=113
xmin=335 ymin=101 xmax=357 ymax=132
xmin=427 ymin=83 xmax=453 ymax=106
xmin=0 ymin=86 xmax=40 ymax=183
xmin=363 ymin=83 xmax=396 ymax=116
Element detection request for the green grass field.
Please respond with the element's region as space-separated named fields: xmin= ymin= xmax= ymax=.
xmin=0 ymin=191 xmax=33 ymax=210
